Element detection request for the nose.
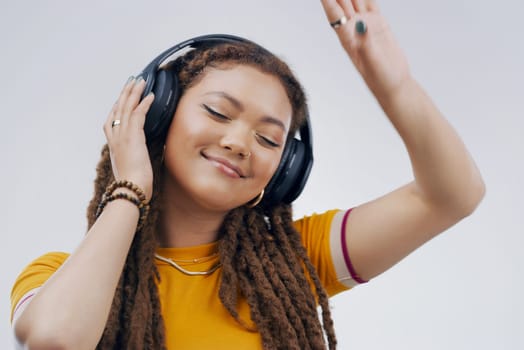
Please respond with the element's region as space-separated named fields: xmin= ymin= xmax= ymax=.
xmin=220 ymin=124 xmax=251 ymax=159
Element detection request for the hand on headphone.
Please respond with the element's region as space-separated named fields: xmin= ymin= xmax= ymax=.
xmin=321 ymin=0 xmax=412 ymax=99
xmin=103 ymin=77 xmax=155 ymax=201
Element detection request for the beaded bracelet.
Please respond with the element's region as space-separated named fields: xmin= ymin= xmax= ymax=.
xmin=104 ymin=180 xmax=147 ymax=203
xmin=95 ymin=180 xmax=150 ymax=230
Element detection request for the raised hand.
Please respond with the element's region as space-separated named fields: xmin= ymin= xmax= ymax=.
xmin=320 ymin=0 xmax=412 ymax=98
xmin=103 ymin=77 xmax=155 ymax=201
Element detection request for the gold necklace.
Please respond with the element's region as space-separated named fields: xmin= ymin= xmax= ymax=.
xmin=154 ymin=253 xmax=221 ymax=276
xmin=169 ymin=252 xmax=219 ymax=264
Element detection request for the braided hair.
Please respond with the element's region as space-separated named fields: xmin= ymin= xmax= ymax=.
xmin=87 ymin=41 xmax=337 ymax=349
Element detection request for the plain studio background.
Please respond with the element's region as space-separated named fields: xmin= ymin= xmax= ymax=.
xmin=1 ymin=0 xmax=523 ymax=348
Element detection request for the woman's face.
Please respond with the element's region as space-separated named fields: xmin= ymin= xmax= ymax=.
xmin=163 ymin=64 xmax=293 ymax=211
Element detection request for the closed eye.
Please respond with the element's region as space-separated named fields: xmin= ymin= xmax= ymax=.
xmin=202 ymin=104 xmax=230 ymax=121
xmin=256 ymin=133 xmax=280 ymax=148
xmin=202 ymin=103 xmax=281 ymax=148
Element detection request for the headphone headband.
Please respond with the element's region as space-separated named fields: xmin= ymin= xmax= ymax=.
xmin=140 ymin=34 xmax=258 ymax=100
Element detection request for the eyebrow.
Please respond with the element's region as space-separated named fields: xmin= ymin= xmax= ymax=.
xmin=204 ymin=91 xmax=287 ymax=132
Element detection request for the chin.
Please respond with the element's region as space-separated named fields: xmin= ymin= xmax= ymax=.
xmin=193 ymin=191 xmax=248 ymax=212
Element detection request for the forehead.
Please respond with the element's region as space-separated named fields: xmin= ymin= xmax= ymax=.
xmin=188 ymin=64 xmax=293 ymax=129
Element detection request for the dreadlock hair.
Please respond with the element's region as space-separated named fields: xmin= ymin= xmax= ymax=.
xmin=86 ymin=39 xmax=337 ymax=349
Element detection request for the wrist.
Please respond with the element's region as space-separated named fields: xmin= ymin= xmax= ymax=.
xmin=112 ymin=187 xmax=137 ymax=198
xmin=96 ymin=180 xmax=151 ymax=230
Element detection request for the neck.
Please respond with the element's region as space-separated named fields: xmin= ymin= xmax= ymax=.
xmin=158 ymin=177 xmax=228 ymax=248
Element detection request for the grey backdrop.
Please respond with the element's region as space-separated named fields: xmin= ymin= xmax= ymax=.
xmin=2 ymin=0 xmax=523 ymax=348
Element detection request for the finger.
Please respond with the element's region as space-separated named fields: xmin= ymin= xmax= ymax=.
xmin=115 ymin=77 xmax=136 ymax=127
xmin=321 ymin=0 xmax=350 ymax=23
xmin=337 ymin=0 xmax=355 ymax=19
xmin=131 ymin=92 xmax=155 ymax=129
xmin=351 ymin=0 xmax=367 ymax=13
xmin=366 ymin=0 xmax=379 ymax=12
xmin=123 ymin=77 xmax=146 ymax=119
xmin=104 ymin=100 xmax=118 ymax=128
xmin=104 ymin=101 xmax=119 ymax=137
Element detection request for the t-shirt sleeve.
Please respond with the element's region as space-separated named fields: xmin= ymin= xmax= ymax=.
xmin=10 ymin=252 xmax=70 ymax=322
xmin=293 ymin=209 xmax=364 ymax=297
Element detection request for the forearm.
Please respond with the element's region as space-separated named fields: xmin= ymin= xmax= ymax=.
xmin=377 ymin=78 xmax=485 ymax=216
xmin=14 ymin=200 xmax=139 ymax=349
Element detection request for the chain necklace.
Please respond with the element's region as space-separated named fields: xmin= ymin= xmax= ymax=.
xmin=154 ymin=253 xmax=221 ymax=276
xmin=167 ymin=252 xmax=219 ymax=264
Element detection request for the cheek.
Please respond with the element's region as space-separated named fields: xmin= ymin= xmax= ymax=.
xmin=255 ymin=150 xmax=284 ymax=185
xmin=165 ymin=107 xmax=208 ymax=148
xmin=163 ymin=119 xmax=204 ymax=177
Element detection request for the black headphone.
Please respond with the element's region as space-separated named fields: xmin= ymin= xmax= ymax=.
xmin=136 ymin=34 xmax=313 ymax=206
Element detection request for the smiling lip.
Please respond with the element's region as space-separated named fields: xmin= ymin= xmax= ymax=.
xmin=202 ymin=153 xmax=245 ymax=178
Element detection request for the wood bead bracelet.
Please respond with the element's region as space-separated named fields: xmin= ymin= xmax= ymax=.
xmin=95 ymin=180 xmax=150 ymax=230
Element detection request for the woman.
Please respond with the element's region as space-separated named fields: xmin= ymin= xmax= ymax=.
xmin=10 ymin=1 xmax=485 ymax=349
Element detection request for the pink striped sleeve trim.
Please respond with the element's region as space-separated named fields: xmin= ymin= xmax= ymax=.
xmin=13 ymin=293 xmax=35 ymax=316
xmin=12 ymin=288 xmax=40 ymax=323
xmin=341 ymin=209 xmax=368 ymax=284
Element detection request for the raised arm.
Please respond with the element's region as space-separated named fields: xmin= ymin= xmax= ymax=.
xmin=13 ymin=78 xmax=155 ymax=349
xmin=320 ymin=0 xmax=485 ymax=281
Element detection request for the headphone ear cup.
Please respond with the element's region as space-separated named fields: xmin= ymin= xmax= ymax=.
xmin=143 ymin=69 xmax=181 ymax=141
xmin=264 ymin=138 xmax=310 ymax=205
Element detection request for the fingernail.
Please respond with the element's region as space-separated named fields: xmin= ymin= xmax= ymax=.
xmin=147 ymin=92 xmax=155 ymax=98
xmin=136 ymin=76 xmax=145 ymax=84
xmin=355 ymin=20 xmax=367 ymax=35
xmin=125 ymin=76 xmax=135 ymax=86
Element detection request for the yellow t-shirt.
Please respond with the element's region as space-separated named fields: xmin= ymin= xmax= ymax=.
xmin=11 ymin=209 xmax=355 ymax=349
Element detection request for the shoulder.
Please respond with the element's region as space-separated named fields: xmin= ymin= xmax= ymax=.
xmin=10 ymin=252 xmax=70 ymax=322
xmin=25 ymin=251 xmax=70 ymax=266
xmin=293 ymin=209 xmax=341 ymax=235
xmin=293 ymin=209 xmax=362 ymax=295
xmin=15 ymin=252 xmax=70 ymax=278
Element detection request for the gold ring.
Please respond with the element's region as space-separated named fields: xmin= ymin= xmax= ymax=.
xmin=111 ymin=119 xmax=121 ymax=128
xmin=330 ymin=15 xmax=348 ymax=29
